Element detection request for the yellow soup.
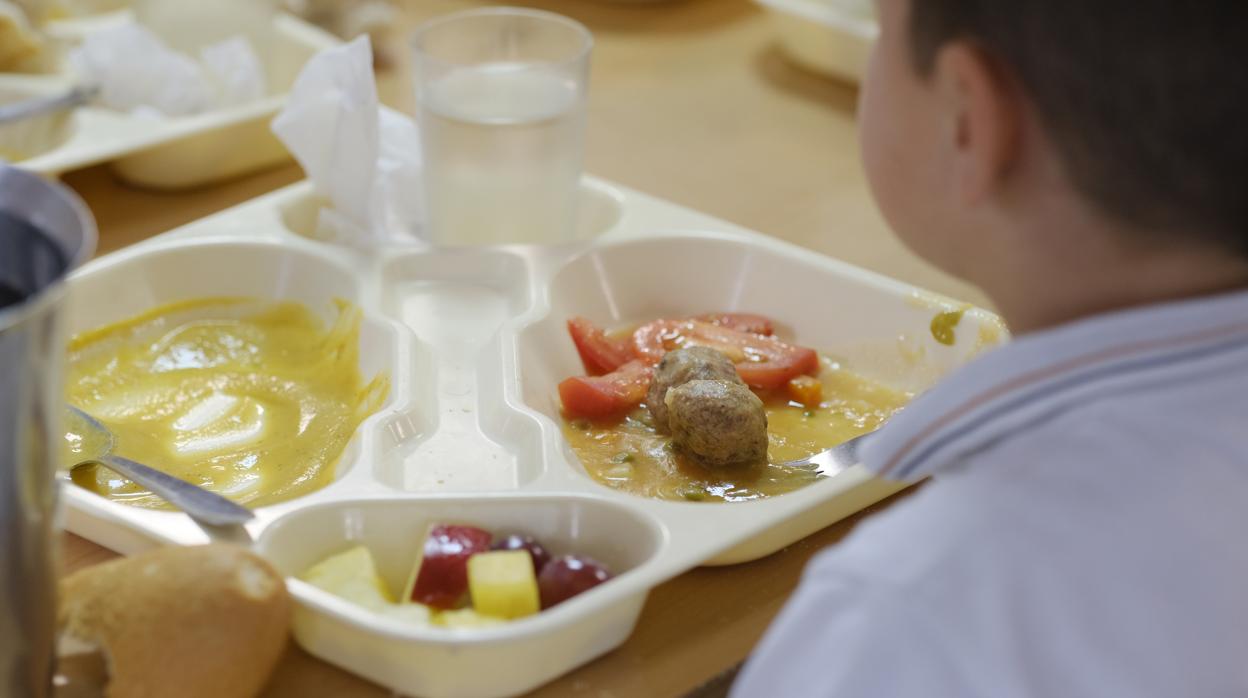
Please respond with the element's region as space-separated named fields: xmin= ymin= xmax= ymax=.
xmin=562 ymin=357 xmax=909 ymax=502
xmin=66 ymin=298 xmax=388 ymax=509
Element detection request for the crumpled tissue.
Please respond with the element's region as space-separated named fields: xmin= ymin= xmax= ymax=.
xmin=69 ymin=23 xmax=266 ymax=117
xmin=271 ymin=35 xmax=423 ymax=246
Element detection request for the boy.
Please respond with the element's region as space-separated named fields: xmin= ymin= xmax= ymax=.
xmin=733 ymin=1 xmax=1248 ymax=696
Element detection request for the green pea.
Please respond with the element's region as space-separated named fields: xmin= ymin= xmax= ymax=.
xmin=930 ymin=309 xmax=966 ymax=346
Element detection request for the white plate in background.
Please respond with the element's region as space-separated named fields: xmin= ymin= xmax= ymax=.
xmin=1 ymin=12 xmax=337 ymax=189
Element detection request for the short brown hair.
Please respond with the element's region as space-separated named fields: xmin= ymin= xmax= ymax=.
xmin=907 ymin=2 xmax=1248 ymax=252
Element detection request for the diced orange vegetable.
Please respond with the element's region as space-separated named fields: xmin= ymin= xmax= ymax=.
xmin=786 ymin=375 xmax=823 ymax=406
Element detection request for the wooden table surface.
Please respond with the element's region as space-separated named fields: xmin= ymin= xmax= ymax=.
xmin=58 ymin=1 xmax=986 ymax=696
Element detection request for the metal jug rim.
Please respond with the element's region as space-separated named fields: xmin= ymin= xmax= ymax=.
xmin=0 ymin=164 xmax=97 ymax=330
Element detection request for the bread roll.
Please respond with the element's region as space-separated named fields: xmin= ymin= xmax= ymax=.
xmin=58 ymin=544 xmax=291 ymax=698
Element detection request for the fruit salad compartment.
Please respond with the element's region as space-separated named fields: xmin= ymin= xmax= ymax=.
xmin=258 ymin=496 xmax=666 ymax=698
xmin=63 ymin=176 xmax=1005 ymax=697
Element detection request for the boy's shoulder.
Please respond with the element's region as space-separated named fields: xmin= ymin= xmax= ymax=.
xmin=737 ymin=291 xmax=1248 ymax=697
xmin=759 ymin=408 xmax=1248 ymax=697
xmin=832 ymin=389 xmax=1248 ymax=585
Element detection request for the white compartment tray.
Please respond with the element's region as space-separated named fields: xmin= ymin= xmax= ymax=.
xmin=0 ymin=12 xmax=336 ymax=189
xmin=63 ymin=176 xmax=1003 ymax=697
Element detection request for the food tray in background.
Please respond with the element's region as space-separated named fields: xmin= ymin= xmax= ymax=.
xmin=62 ymin=176 xmax=1003 ymax=697
xmin=755 ymin=0 xmax=878 ymax=83
xmin=0 ymin=12 xmax=337 ymax=189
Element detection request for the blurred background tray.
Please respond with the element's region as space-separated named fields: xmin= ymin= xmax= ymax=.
xmin=1 ymin=12 xmax=336 ymax=189
xmin=755 ymin=0 xmax=877 ymax=83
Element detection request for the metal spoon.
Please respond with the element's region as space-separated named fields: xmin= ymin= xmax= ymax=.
xmin=64 ymin=406 xmax=255 ymax=531
xmin=775 ymin=430 xmax=872 ymax=476
xmin=0 ymin=86 xmax=98 ymax=125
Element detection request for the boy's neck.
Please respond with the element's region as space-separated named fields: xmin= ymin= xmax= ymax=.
xmin=983 ymin=223 xmax=1248 ymax=336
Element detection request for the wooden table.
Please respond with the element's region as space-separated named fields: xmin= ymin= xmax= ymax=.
xmin=59 ymin=1 xmax=987 ymax=695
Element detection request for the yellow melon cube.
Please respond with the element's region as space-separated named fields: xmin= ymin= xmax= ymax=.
xmin=466 ymin=550 xmax=540 ymax=620
xmin=300 ymin=545 xmax=394 ymax=612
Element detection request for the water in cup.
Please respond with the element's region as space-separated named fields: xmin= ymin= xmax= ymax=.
xmin=420 ymin=64 xmax=585 ymax=245
xmin=412 ymin=8 xmax=592 ymax=246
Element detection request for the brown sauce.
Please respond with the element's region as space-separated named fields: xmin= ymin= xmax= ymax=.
xmin=562 ymin=356 xmax=909 ymax=502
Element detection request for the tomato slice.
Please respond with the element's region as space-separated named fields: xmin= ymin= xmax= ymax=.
xmin=693 ymin=313 xmax=775 ymax=336
xmin=567 ymin=317 xmax=634 ymax=375
xmin=558 ymin=360 xmax=654 ymax=419
xmin=632 ymin=319 xmax=818 ymax=389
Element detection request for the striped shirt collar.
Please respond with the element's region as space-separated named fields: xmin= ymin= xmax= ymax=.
xmin=860 ymin=287 xmax=1248 ymax=481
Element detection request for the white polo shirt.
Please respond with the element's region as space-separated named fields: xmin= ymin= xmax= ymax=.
xmin=733 ymin=288 xmax=1248 ymax=697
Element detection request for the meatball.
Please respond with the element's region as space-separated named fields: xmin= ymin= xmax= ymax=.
xmin=646 ymin=346 xmax=743 ymax=433
xmin=666 ymin=379 xmax=768 ymax=467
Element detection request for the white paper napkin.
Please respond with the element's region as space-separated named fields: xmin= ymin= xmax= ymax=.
xmin=69 ymin=23 xmax=266 ymax=117
xmin=270 ymin=35 xmax=424 ymax=247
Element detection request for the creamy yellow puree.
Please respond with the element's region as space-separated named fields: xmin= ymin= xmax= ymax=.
xmin=66 ymin=298 xmax=388 ymax=509
xmin=562 ymin=356 xmax=909 ymax=503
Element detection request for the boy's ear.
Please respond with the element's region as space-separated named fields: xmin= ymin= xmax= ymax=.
xmin=932 ymin=41 xmax=1022 ymax=206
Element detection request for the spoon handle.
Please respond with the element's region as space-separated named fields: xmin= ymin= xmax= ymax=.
xmin=95 ymin=455 xmax=255 ymax=528
xmin=0 ymin=86 xmax=98 ymax=125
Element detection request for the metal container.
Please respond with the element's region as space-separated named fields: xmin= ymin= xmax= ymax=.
xmin=0 ymin=165 xmax=95 ymax=698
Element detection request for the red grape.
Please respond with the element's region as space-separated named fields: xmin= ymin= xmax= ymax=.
xmin=490 ymin=534 xmax=552 ymax=574
xmin=538 ymin=555 xmax=612 ymax=608
xmin=410 ymin=524 xmax=493 ymax=609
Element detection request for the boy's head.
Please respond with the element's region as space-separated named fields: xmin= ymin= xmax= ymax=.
xmin=860 ymin=0 xmax=1248 ymax=319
